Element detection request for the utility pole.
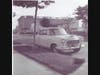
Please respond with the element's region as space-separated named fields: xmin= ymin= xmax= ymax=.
xmin=33 ymin=0 xmax=55 ymax=44
xmin=33 ymin=1 xmax=38 ymax=44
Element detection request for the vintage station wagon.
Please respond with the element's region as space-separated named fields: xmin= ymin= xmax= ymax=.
xmin=35 ymin=27 xmax=83 ymax=53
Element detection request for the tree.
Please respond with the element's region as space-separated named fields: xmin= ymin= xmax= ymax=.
xmin=65 ymin=18 xmax=73 ymax=32
xmin=75 ymin=5 xmax=88 ymax=41
xmin=13 ymin=0 xmax=55 ymax=43
xmin=40 ymin=17 xmax=51 ymax=27
xmin=75 ymin=5 xmax=88 ymax=28
xmin=63 ymin=18 xmax=75 ymax=33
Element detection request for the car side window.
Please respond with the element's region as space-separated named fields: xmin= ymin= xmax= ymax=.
xmin=39 ymin=30 xmax=47 ymax=35
xmin=49 ymin=29 xmax=56 ymax=35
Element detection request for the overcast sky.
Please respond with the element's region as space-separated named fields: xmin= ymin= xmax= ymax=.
xmin=12 ymin=0 xmax=88 ymax=30
xmin=12 ymin=0 xmax=88 ymax=17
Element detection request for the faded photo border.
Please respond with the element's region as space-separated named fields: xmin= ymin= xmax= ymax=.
xmin=12 ymin=0 xmax=90 ymax=75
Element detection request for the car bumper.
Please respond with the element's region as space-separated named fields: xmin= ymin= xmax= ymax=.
xmin=56 ymin=44 xmax=83 ymax=53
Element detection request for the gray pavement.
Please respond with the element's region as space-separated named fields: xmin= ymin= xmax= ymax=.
xmin=70 ymin=42 xmax=88 ymax=75
xmin=13 ymin=50 xmax=61 ymax=75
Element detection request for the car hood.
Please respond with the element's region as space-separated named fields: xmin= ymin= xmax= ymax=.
xmin=53 ymin=34 xmax=80 ymax=40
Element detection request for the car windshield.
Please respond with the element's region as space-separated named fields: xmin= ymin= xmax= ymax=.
xmin=49 ymin=28 xmax=67 ymax=35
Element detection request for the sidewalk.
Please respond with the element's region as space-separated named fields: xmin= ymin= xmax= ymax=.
xmin=13 ymin=51 xmax=61 ymax=75
xmin=70 ymin=42 xmax=88 ymax=75
xmin=13 ymin=49 xmax=84 ymax=75
xmin=69 ymin=61 xmax=88 ymax=75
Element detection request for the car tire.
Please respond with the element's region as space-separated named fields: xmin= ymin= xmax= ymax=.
xmin=50 ymin=44 xmax=58 ymax=53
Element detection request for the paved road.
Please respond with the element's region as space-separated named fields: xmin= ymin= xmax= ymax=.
xmin=13 ymin=42 xmax=88 ymax=75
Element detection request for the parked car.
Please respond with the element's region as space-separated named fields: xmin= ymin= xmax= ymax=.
xmin=35 ymin=27 xmax=83 ymax=53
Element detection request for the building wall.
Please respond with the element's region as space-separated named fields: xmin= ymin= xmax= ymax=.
xmin=16 ymin=16 xmax=80 ymax=33
xmin=18 ymin=16 xmax=34 ymax=33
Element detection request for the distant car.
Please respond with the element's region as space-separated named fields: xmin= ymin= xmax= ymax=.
xmin=35 ymin=27 xmax=83 ymax=53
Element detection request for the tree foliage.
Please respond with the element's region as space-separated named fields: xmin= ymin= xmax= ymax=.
xmin=13 ymin=0 xmax=55 ymax=9
xmin=40 ymin=17 xmax=51 ymax=27
xmin=64 ymin=18 xmax=73 ymax=32
xmin=75 ymin=5 xmax=88 ymax=24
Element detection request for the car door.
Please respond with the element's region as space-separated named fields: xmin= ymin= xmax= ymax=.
xmin=38 ymin=29 xmax=48 ymax=47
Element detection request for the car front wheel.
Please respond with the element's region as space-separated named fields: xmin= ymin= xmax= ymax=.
xmin=50 ymin=44 xmax=58 ymax=53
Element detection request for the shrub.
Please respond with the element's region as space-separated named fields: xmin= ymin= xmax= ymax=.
xmin=40 ymin=17 xmax=51 ymax=27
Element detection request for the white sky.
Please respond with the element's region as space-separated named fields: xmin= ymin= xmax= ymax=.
xmin=12 ymin=0 xmax=88 ymax=30
xmin=12 ymin=0 xmax=88 ymax=17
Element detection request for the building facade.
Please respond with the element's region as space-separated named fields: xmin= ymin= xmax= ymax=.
xmin=15 ymin=16 xmax=80 ymax=34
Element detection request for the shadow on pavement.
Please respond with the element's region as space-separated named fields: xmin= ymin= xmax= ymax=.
xmin=13 ymin=45 xmax=85 ymax=75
